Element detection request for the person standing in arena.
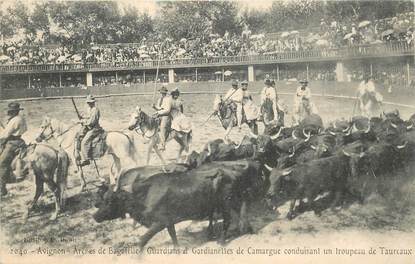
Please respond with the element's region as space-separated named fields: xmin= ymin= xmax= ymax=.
xmin=357 ymin=76 xmax=383 ymax=118
xmin=223 ymin=80 xmax=243 ymax=130
xmin=153 ymin=86 xmax=172 ymax=151
xmin=241 ymin=80 xmax=259 ymax=134
xmin=170 ymin=88 xmax=192 ymax=135
xmin=260 ymin=78 xmax=279 ymax=125
xmin=292 ymin=80 xmax=318 ymax=125
xmin=0 ymin=102 xmax=27 ymax=196
xmin=76 ymin=95 xmax=102 ymax=166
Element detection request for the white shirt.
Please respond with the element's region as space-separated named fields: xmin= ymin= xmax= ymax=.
xmin=260 ymin=86 xmax=277 ymax=104
xmin=157 ymin=96 xmax=173 ymax=116
xmin=0 ymin=115 xmax=27 ymax=139
xmin=295 ymin=86 xmax=311 ymax=100
xmin=224 ymin=88 xmax=243 ymax=103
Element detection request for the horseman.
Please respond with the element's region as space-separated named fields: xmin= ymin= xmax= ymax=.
xmin=240 ymin=80 xmax=259 ymax=134
xmin=292 ymin=80 xmax=318 ymax=125
xmin=153 ymin=86 xmax=172 ymax=151
xmin=0 ymin=102 xmax=27 ymax=196
xmin=76 ymin=95 xmax=102 ymax=166
xmin=357 ymin=76 xmax=383 ymax=118
xmin=223 ymin=80 xmax=244 ymax=130
xmin=260 ymin=78 xmax=280 ymax=127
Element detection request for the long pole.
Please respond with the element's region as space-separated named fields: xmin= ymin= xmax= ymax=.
xmin=152 ymin=42 xmax=164 ymax=104
xmin=202 ymin=87 xmax=239 ymax=126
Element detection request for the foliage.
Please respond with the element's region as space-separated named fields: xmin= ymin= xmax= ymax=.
xmin=1 ymin=0 xmax=413 ymax=45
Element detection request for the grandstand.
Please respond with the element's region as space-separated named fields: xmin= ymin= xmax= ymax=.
xmin=0 ymin=2 xmax=414 ymax=100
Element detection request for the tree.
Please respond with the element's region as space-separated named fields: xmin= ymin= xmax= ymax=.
xmin=0 ymin=10 xmax=14 ymax=42
xmin=155 ymin=1 xmax=241 ymax=40
xmin=28 ymin=2 xmax=50 ymax=41
xmin=116 ymin=6 xmax=153 ymax=43
xmin=241 ymin=8 xmax=268 ymax=34
xmin=49 ymin=1 xmax=121 ymax=45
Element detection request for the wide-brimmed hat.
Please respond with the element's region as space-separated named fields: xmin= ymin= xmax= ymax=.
xmin=158 ymin=86 xmax=168 ymax=94
xmin=241 ymin=80 xmax=248 ymax=85
xmin=264 ymin=79 xmax=272 ymax=85
xmin=299 ymin=79 xmax=308 ymax=84
xmin=231 ymin=80 xmax=238 ymax=87
xmin=86 ymin=95 xmax=96 ymax=103
xmin=7 ymin=102 xmax=23 ymax=111
xmin=171 ymin=87 xmax=180 ymax=95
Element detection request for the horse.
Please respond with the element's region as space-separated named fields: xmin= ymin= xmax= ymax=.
xmin=35 ymin=116 xmax=138 ymax=188
xmin=260 ymin=98 xmax=285 ymax=135
xmin=212 ymin=95 xmax=258 ymax=142
xmin=14 ymin=143 xmax=69 ymax=221
xmin=127 ymin=107 xmax=192 ymax=165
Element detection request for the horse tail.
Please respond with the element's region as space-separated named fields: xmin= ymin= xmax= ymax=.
xmin=125 ymin=133 xmax=139 ymax=165
xmin=56 ymin=149 xmax=69 ymax=208
xmin=186 ymin=131 xmax=193 ymax=152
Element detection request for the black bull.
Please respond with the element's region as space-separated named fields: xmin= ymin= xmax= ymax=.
xmin=93 ymin=160 xmax=265 ymax=249
xmin=266 ymin=149 xmax=365 ymax=219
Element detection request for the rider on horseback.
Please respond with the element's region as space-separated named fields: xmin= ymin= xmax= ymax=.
xmin=153 ymin=86 xmax=172 ymax=151
xmin=357 ymin=76 xmax=383 ymax=118
xmin=0 ymin=102 xmax=27 ymax=196
xmin=76 ymin=95 xmax=102 ymax=166
xmin=292 ymin=80 xmax=318 ymax=125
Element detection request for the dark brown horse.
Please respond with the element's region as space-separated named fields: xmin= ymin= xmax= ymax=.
xmin=260 ymin=98 xmax=285 ymax=135
xmin=128 ymin=107 xmax=192 ymax=165
xmin=212 ymin=95 xmax=258 ymax=141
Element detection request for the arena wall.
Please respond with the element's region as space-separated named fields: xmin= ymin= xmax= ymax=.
xmin=2 ymin=80 xmax=414 ymax=108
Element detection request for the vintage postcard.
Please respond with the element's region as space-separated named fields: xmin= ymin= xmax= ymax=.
xmin=0 ymin=0 xmax=414 ymax=263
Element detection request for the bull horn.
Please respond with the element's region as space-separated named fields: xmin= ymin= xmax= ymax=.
xmin=310 ymin=145 xmax=316 ymax=150
xmin=264 ymin=163 xmax=273 ymax=172
xmin=333 ymin=122 xmax=337 ymax=129
xmin=342 ymin=149 xmax=351 ymax=157
xmin=359 ymin=152 xmax=365 ymax=158
xmin=390 ymin=122 xmax=397 ymax=129
xmin=329 ymin=130 xmax=336 ymax=136
xmin=282 ymin=168 xmax=292 ymax=176
xmin=352 ymin=123 xmax=357 ymax=132
xmin=407 ymin=124 xmax=413 ymax=131
xmin=270 ymin=126 xmax=284 ymax=140
xmin=364 ymin=122 xmax=371 ymax=133
xmin=288 ymin=152 xmax=295 ymax=158
xmin=397 ymin=141 xmax=408 ymax=149
xmin=207 ymin=143 xmax=212 ymax=156
xmin=303 ymin=129 xmax=311 ymax=142
xmin=249 ymin=131 xmax=258 ymax=139
xmin=342 ymin=125 xmax=350 ymax=133
xmin=292 ymin=129 xmax=298 ymax=140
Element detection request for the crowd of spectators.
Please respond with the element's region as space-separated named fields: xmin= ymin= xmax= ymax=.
xmin=0 ymin=12 xmax=413 ymax=66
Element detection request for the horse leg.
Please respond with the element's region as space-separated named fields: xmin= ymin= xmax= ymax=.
xmin=151 ymin=139 xmax=167 ymax=167
xmin=146 ymin=139 xmax=154 ymax=165
xmin=44 ymin=176 xmax=61 ymax=221
xmin=78 ymin=165 xmax=87 ymax=193
xmin=22 ymin=168 xmax=44 ymax=221
xmin=224 ymin=126 xmax=233 ymax=143
xmin=112 ymin=156 xmax=121 ymax=184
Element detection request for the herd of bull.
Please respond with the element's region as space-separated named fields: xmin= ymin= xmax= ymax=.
xmin=93 ymin=111 xmax=415 ymax=250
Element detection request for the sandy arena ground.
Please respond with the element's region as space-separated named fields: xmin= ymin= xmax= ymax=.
xmin=0 ymin=93 xmax=414 ymax=264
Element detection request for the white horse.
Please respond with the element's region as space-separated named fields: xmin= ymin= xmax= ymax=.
xmin=14 ymin=143 xmax=70 ymax=221
xmin=35 ymin=116 xmax=138 ymax=189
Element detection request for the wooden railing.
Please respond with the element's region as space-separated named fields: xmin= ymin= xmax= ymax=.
xmin=0 ymin=41 xmax=413 ymax=74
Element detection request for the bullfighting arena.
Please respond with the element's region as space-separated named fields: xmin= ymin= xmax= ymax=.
xmin=1 ymin=91 xmax=415 ymax=263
